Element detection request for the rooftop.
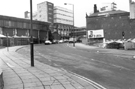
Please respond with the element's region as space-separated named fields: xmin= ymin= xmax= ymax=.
xmin=89 ymin=10 xmax=129 ymax=17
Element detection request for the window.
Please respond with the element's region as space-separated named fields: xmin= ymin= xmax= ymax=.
xmin=49 ymin=8 xmax=52 ymax=10
xmin=0 ymin=27 xmax=2 ymax=34
xmin=49 ymin=13 xmax=52 ymax=15
xmin=14 ymin=29 xmax=17 ymax=36
xmin=49 ymin=17 xmax=52 ymax=19
xmin=48 ymin=3 xmax=53 ymax=6
xmin=119 ymin=16 xmax=121 ymax=19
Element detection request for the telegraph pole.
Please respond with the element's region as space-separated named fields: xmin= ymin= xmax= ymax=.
xmin=30 ymin=0 xmax=34 ymax=67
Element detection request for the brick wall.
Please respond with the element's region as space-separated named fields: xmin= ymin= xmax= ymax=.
xmin=86 ymin=13 xmax=135 ymax=40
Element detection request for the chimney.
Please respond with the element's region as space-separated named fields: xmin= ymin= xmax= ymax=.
xmin=24 ymin=11 xmax=29 ymax=18
xmin=94 ymin=4 xmax=99 ymax=13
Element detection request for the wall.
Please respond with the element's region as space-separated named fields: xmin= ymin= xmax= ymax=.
xmin=0 ymin=15 xmax=50 ymax=45
xmin=86 ymin=12 xmax=135 ymax=40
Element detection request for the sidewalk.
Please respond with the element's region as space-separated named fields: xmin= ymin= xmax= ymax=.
xmin=74 ymin=43 xmax=135 ymax=58
xmin=0 ymin=46 xmax=106 ymax=89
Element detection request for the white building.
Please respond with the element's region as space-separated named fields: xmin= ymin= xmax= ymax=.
xmin=54 ymin=6 xmax=73 ymax=25
xmin=25 ymin=1 xmax=73 ymax=26
xmin=24 ymin=1 xmax=74 ymax=40
xmin=129 ymin=0 xmax=135 ymax=19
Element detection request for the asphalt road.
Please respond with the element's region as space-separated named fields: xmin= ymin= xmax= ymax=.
xmin=17 ymin=43 xmax=135 ymax=89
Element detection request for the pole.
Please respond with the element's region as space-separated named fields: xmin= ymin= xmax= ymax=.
xmin=64 ymin=3 xmax=75 ymax=46
xmin=6 ymin=33 xmax=9 ymax=51
xmin=30 ymin=0 xmax=34 ymax=67
xmin=72 ymin=4 xmax=75 ymax=47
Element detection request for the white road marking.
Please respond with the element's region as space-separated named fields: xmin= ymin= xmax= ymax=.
xmin=61 ymin=68 xmax=106 ymax=89
xmin=6 ymin=63 xmax=14 ymax=67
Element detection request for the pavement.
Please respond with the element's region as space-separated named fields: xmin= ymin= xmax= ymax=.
xmin=0 ymin=46 xmax=106 ymax=89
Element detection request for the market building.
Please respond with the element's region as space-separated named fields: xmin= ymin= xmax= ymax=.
xmin=0 ymin=15 xmax=50 ymax=46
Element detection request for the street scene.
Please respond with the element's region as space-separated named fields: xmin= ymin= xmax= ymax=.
xmin=16 ymin=43 xmax=135 ymax=89
xmin=1 ymin=0 xmax=135 ymax=89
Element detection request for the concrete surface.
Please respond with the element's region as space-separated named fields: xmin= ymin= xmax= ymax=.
xmin=0 ymin=46 xmax=106 ymax=89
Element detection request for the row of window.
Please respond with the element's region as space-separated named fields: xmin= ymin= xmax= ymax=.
xmin=54 ymin=9 xmax=73 ymax=14
xmin=90 ymin=23 xmax=135 ymax=28
xmin=0 ymin=20 xmax=47 ymax=30
xmin=54 ymin=18 xmax=73 ymax=22
xmin=54 ymin=13 xmax=73 ymax=18
xmin=94 ymin=16 xmax=128 ymax=21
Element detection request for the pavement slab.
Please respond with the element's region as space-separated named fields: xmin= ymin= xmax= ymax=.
xmin=0 ymin=46 xmax=106 ymax=89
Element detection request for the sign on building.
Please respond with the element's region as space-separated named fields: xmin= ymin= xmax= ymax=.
xmin=88 ymin=29 xmax=104 ymax=38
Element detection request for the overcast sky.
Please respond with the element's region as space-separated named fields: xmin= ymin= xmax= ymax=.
xmin=0 ymin=0 xmax=130 ymax=27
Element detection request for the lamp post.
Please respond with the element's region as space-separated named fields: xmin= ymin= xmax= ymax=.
xmin=6 ymin=33 xmax=9 ymax=51
xmin=30 ymin=0 xmax=34 ymax=67
xmin=64 ymin=3 xmax=75 ymax=47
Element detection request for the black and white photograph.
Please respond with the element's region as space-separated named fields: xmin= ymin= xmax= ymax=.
xmin=0 ymin=0 xmax=135 ymax=89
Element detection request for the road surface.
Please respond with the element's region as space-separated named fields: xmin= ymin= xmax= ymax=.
xmin=17 ymin=43 xmax=135 ymax=89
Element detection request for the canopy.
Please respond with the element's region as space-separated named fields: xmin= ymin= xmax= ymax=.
xmin=0 ymin=34 xmax=6 ymax=38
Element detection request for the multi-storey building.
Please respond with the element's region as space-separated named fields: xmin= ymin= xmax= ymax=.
xmin=36 ymin=1 xmax=54 ymax=23
xmin=25 ymin=1 xmax=74 ymax=40
xmin=129 ymin=0 xmax=135 ymax=19
xmin=54 ymin=6 xmax=73 ymax=25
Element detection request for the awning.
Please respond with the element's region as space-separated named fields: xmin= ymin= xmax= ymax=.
xmin=0 ymin=34 xmax=6 ymax=38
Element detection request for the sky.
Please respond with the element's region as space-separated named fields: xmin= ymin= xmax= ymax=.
xmin=0 ymin=0 xmax=131 ymax=27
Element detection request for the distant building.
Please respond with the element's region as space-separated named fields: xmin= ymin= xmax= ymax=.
xmin=25 ymin=1 xmax=74 ymax=40
xmin=129 ymin=0 xmax=135 ymax=19
xmin=0 ymin=15 xmax=50 ymax=46
xmin=86 ymin=9 xmax=135 ymax=43
xmin=36 ymin=1 xmax=54 ymax=23
xmin=54 ymin=6 xmax=73 ymax=25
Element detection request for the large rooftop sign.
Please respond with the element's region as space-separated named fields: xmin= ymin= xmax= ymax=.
xmin=88 ymin=29 xmax=104 ymax=38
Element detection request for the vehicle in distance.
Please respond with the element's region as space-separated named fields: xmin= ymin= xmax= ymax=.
xmin=44 ymin=40 xmax=52 ymax=45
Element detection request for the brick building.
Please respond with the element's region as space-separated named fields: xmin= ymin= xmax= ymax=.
xmin=86 ymin=10 xmax=135 ymax=42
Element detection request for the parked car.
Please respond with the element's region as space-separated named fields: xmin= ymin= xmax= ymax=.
xmin=69 ymin=38 xmax=76 ymax=43
xmin=58 ymin=40 xmax=64 ymax=43
xmin=44 ymin=40 xmax=52 ymax=45
xmin=52 ymin=40 xmax=58 ymax=44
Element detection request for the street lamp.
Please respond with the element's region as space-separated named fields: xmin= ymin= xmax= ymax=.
xmin=64 ymin=3 xmax=75 ymax=47
xmin=30 ymin=0 xmax=34 ymax=67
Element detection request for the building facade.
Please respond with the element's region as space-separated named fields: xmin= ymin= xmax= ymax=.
xmin=86 ymin=10 xmax=135 ymax=42
xmin=36 ymin=1 xmax=54 ymax=23
xmin=0 ymin=15 xmax=50 ymax=46
xmin=129 ymin=0 xmax=135 ymax=19
xmin=54 ymin=6 xmax=73 ymax=25
xmin=25 ymin=1 xmax=74 ymax=40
